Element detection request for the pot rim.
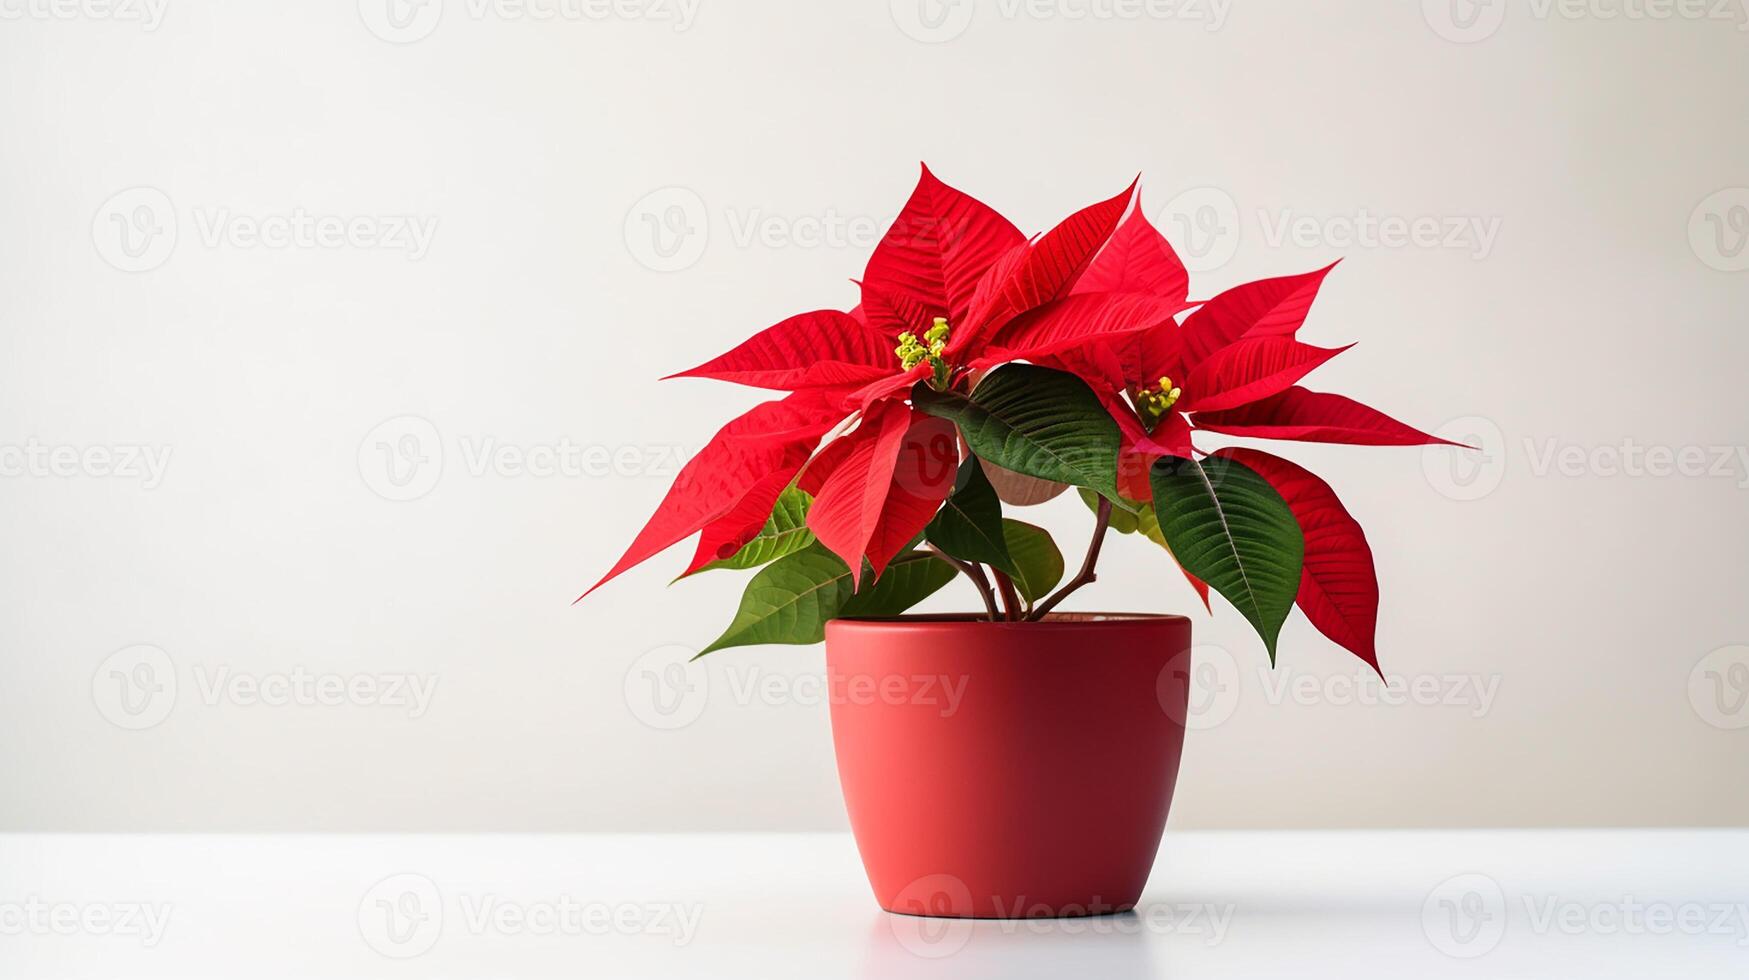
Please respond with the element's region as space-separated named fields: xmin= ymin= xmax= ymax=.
xmin=828 ymin=611 xmax=1190 ymax=628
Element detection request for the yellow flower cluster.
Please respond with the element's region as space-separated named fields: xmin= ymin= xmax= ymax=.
xmin=1136 ymin=376 xmax=1183 ymax=423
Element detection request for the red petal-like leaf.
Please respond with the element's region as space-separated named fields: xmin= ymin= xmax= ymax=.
xmin=1072 ymin=201 xmax=1190 ymax=306
xmin=1181 ymin=338 xmax=1351 ymax=414
xmin=581 ymin=391 xmax=844 ymax=598
xmin=1193 ymin=387 xmax=1461 ymax=446
xmin=806 ymin=402 xmax=913 ymax=586
xmin=667 ymin=309 xmax=895 ymax=391
xmin=1179 ymin=263 xmax=1337 ymax=369
xmin=860 ymin=164 xmax=1025 ymax=329
xmin=953 ymin=179 xmax=1137 ymax=352
xmin=681 ymin=467 xmax=797 ymax=576
xmin=1215 ymin=448 xmax=1380 ymax=671
xmin=864 ymin=416 xmax=959 ymax=577
xmin=841 ymin=362 xmax=931 ymax=414
xmin=1044 ymin=343 xmax=1126 ymax=394
xmin=859 ymin=282 xmax=939 ymax=336
xmin=971 ymin=292 xmax=1182 ymax=370
xmin=797 ymin=429 xmax=858 ymax=496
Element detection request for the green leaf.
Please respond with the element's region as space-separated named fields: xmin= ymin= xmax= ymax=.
xmin=925 ymin=460 xmax=1015 ymax=575
xmin=687 ymin=488 xmax=816 ymax=575
xmin=1001 ymin=519 xmax=1064 ymax=606
xmin=915 ymin=364 xmax=1120 ymax=499
xmin=1150 ymin=455 xmax=1304 ymax=663
xmin=1080 ymin=488 xmax=1140 ymax=535
xmin=841 ymin=552 xmax=959 ymax=617
xmin=699 ymin=546 xmax=955 ymax=656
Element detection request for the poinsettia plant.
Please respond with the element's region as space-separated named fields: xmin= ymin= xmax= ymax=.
xmin=582 ymin=166 xmax=1458 ymax=668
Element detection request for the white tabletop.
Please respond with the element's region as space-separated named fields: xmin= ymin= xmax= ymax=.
xmin=2 ymin=830 xmax=1744 ymax=978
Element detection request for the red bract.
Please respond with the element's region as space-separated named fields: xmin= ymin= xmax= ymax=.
xmin=583 ymin=166 xmax=1457 ymax=670
xmin=587 ymin=166 xmax=1173 ymax=592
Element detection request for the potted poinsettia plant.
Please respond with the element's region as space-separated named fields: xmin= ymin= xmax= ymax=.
xmin=583 ymin=165 xmax=1457 ymax=918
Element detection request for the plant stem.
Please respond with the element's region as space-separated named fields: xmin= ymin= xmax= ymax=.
xmin=992 ymin=569 xmax=1024 ymax=622
xmin=926 ymin=545 xmax=1001 ymax=621
xmin=1029 ymin=495 xmax=1113 ymax=621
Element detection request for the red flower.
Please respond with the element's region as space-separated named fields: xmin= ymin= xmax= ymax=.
xmin=582 ymin=167 xmax=1458 ymax=671
xmin=585 ymin=165 xmax=1181 ymax=594
xmin=1036 ymin=208 xmax=1462 ymax=670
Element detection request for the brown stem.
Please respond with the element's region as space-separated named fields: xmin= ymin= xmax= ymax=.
xmin=992 ymin=569 xmax=1024 ymax=622
xmin=926 ymin=545 xmax=1001 ymax=621
xmin=1029 ymin=495 xmax=1113 ymax=621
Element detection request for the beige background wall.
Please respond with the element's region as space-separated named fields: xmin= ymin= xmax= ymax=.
xmin=2 ymin=0 xmax=1745 ymax=830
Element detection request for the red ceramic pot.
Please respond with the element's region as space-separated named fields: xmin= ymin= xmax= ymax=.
xmin=824 ymin=613 xmax=1191 ymax=919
